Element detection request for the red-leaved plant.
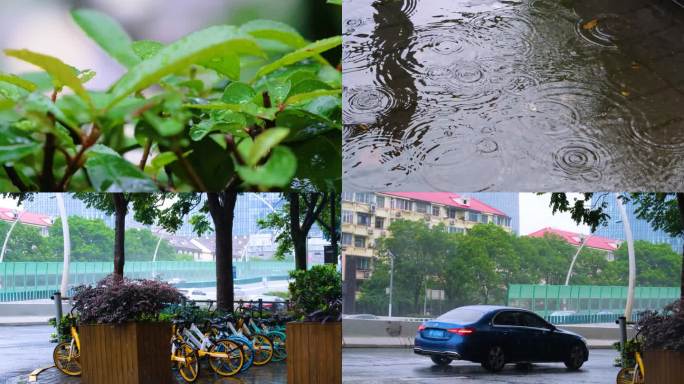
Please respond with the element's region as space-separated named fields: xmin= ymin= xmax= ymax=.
xmin=73 ymin=275 xmax=183 ymax=324
xmin=637 ymin=299 xmax=684 ymax=352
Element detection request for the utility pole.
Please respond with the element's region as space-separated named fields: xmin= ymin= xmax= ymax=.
xmin=616 ymin=194 xmax=636 ymax=320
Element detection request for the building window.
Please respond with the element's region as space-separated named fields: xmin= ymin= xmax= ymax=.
xmin=393 ymin=198 xmax=411 ymax=211
xmin=354 ymin=235 xmax=366 ymax=248
xmin=355 ymin=193 xmax=374 ymax=204
xmin=341 ymin=232 xmax=353 ymax=245
xmin=342 ymin=192 xmax=354 ymax=202
xmin=448 ymin=208 xmax=457 ymax=219
xmin=468 ymin=212 xmax=479 ymax=222
xmin=448 ymin=226 xmax=465 ymax=234
xmin=376 ymin=195 xmax=385 ymax=208
xmin=342 ymin=210 xmax=354 ymax=224
xmin=480 ymin=215 xmax=488 ymax=223
xmin=432 ymin=205 xmax=440 ymax=216
xmin=357 ymin=212 xmax=371 ymax=226
xmin=357 ymin=257 xmax=370 ymax=270
xmin=375 ymin=217 xmax=385 ymax=229
xmin=415 ymin=201 xmax=429 ymax=213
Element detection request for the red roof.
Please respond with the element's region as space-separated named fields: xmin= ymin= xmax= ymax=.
xmin=527 ymin=227 xmax=620 ymax=251
xmin=382 ymin=192 xmax=508 ymax=216
xmin=0 ymin=207 xmax=53 ymax=227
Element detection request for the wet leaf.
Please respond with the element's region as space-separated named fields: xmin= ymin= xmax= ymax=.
xmin=4 ymin=49 xmax=92 ymax=107
xmin=286 ymin=89 xmax=340 ymax=105
xmin=132 ymin=40 xmax=164 ymax=60
xmin=107 ymin=26 xmax=263 ymax=109
xmin=142 ymin=112 xmax=184 ymax=137
xmin=277 ymin=109 xmax=339 ymax=142
xmin=254 ymin=36 xmax=342 ymax=79
xmin=151 ymin=151 xmax=178 ymax=169
xmin=201 ymin=53 xmax=240 ymax=80
xmin=0 ymin=127 xmax=40 ymax=163
xmin=222 ymin=82 xmax=256 ymax=104
xmin=236 ymin=145 xmax=296 ymax=187
xmin=84 ymin=145 xmax=158 ymax=192
xmin=240 ymin=127 xmax=290 ymax=166
xmin=71 ymin=9 xmax=140 ymax=69
xmin=240 ymin=19 xmax=307 ymax=49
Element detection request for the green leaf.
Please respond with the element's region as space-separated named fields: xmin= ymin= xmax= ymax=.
xmin=241 ymin=127 xmax=290 ymax=166
xmin=286 ymin=89 xmax=340 ymax=105
xmin=240 ymin=20 xmax=307 ymax=49
xmin=0 ymin=73 xmax=38 ymax=92
xmin=327 ymin=0 xmax=342 ymax=4
xmin=200 ymin=53 xmax=240 ymax=80
xmin=0 ymin=81 xmax=29 ymax=102
xmin=85 ymin=145 xmax=157 ymax=192
xmin=142 ymin=112 xmax=184 ymax=137
xmin=189 ymin=110 xmax=247 ymax=141
xmin=277 ymin=109 xmax=338 ymax=142
xmin=4 ymin=49 xmax=92 ymax=107
xmin=17 ymin=72 xmax=54 ymax=91
xmin=236 ymin=145 xmax=296 ymax=187
xmin=289 ymin=79 xmax=331 ymax=96
xmin=183 ymin=102 xmax=277 ymax=120
xmin=222 ymin=82 xmax=256 ymax=104
xmin=107 ymin=25 xmax=263 ymax=109
xmin=0 ymin=126 xmax=40 ymax=163
xmin=254 ymin=36 xmax=342 ymax=79
xmin=132 ymin=40 xmax=164 ymax=60
xmin=72 ymin=9 xmax=140 ymax=69
xmin=151 ymin=151 xmax=178 ymax=169
xmin=265 ymin=80 xmax=291 ymax=105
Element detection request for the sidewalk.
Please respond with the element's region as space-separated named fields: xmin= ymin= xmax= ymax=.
xmin=0 ymin=316 xmax=51 ymax=326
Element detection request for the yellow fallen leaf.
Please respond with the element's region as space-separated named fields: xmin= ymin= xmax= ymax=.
xmin=631 ymin=61 xmax=641 ymax=70
xmin=582 ymin=19 xmax=598 ymax=30
xmin=621 ymin=90 xmax=630 ymax=97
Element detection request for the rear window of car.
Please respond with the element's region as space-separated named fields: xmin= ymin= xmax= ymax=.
xmin=437 ymin=308 xmax=485 ymax=323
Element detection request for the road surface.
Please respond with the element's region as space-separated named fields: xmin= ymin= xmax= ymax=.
xmin=343 ymin=348 xmax=620 ymax=383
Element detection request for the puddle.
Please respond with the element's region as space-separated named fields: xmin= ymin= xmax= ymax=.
xmin=342 ymin=0 xmax=684 ymax=191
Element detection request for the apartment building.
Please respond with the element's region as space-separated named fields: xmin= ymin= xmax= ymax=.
xmin=341 ymin=192 xmax=512 ymax=311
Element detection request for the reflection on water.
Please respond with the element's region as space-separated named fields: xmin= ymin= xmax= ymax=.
xmin=343 ymin=0 xmax=684 ymax=191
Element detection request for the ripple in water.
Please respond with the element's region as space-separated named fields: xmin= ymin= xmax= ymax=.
xmin=575 ymin=14 xmax=630 ymax=48
xmin=343 ymin=86 xmax=400 ymax=125
xmin=469 ymin=11 xmax=537 ymax=58
xmin=552 ymin=138 xmax=610 ymax=182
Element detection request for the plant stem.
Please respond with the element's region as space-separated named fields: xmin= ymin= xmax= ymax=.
xmin=175 ymin=149 xmax=206 ymax=190
xmin=57 ymin=125 xmax=100 ymax=191
xmin=3 ymin=165 xmax=28 ymax=192
xmin=139 ymin=139 xmax=152 ymax=170
xmin=40 ymin=133 xmax=56 ymax=190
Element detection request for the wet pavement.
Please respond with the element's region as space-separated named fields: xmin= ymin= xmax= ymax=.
xmin=0 ymin=325 xmax=286 ymax=384
xmin=342 ymin=347 xmax=620 ymax=383
xmin=343 ymin=0 xmax=684 ymax=191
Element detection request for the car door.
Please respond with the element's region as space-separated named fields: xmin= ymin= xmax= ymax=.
xmin=517 ymin=311 xmax=555 ymax=362
xmin=490 ymin=310 xmax=527 ymax=362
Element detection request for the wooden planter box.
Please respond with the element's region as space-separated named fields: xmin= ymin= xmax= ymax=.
xmin=644 ymin=349 xmax=684 ymax=384
xmin=80 ymin=322 xmax=172 ymax=384
xmin=287 ymin=321 xmax=342 ymax=384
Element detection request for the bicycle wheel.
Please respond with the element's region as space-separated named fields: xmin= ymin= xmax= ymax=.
xmin=174 ymin=342 xmax=199 ymax=383
xmin=269 ymin=332 xmax=287 ymax=362
xmin=232 ymin=338 xmax=254 ymax=372
xmin=53 ymin=341 xmax=82 ymax=376
xmin=209 ymin=339 xmax=244 ymax=377
xmin=251 ymin=334 xmax=274 ymax=366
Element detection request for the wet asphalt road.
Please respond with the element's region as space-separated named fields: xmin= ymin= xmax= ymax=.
xmin=0 ymin=325 xmax=286 ymax=384
xmin=342 ymin=348 xmax=620 ymax=383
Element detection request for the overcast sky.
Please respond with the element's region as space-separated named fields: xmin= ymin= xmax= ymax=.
xmin=519 ymin=193 xmax=590 ymax=236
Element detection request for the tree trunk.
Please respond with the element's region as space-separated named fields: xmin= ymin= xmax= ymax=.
xmin=677 ymin=193 xmax=684 ymax=301
xmin=330 ymin=193 xmax=339 ymax=263
xmin=207 ymin=191 xmax=238 ymax=312
xmin=290 ymin=194 xmax=307 ymax=271
xmin=112 ymin=193 xmax=128 ymax=278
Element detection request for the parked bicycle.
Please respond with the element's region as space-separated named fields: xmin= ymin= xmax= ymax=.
xmin=52 ymin=313 xmax=82 ymax=377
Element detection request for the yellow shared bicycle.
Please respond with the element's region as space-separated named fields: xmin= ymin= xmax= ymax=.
xmin=616 ymin=350 xmax=644 ymax=384
xmin=53 ymin=322 xmax=81 ymax=376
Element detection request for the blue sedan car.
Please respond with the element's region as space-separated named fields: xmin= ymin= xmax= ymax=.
xmin=414 ymin=305 xmax=588 ymax=372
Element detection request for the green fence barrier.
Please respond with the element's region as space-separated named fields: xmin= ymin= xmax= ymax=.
xmin=0 ymin=261 xmax=296 ymax=302
xmin=507 ymin=284 xmax=679 ymax=318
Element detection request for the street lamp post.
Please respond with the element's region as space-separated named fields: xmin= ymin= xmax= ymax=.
xmin=616 ymin=194 xmax=636 ymax=320
xmin=388 ymin=250 xmax=395 ymax=318
xmin=565 ymin=233 xmax=592 ymax=286
xmin=56 ymin=194 xmax=70 ymax=297
xmin=0 ymin=210 xmax=24 ymax=263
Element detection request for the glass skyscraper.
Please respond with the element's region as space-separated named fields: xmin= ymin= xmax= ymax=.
xmin=592 ymin=194 xmax=683 ymax=252
xmin=462 ymin=192 xmax=520 ymax=234
xmin=26 ymin=193 xmax=285 ymax=237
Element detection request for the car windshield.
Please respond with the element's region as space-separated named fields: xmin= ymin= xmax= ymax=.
xmin=436 ymin=308 xmax=485 ymax=323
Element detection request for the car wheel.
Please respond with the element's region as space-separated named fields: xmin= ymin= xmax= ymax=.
xmin=481 ymin=345 xmax=506 ymax=372
xmin=430 ymin=356 xmax=452 ymax=366
xmin=564 ymin=344 xmax=585 ymax=370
